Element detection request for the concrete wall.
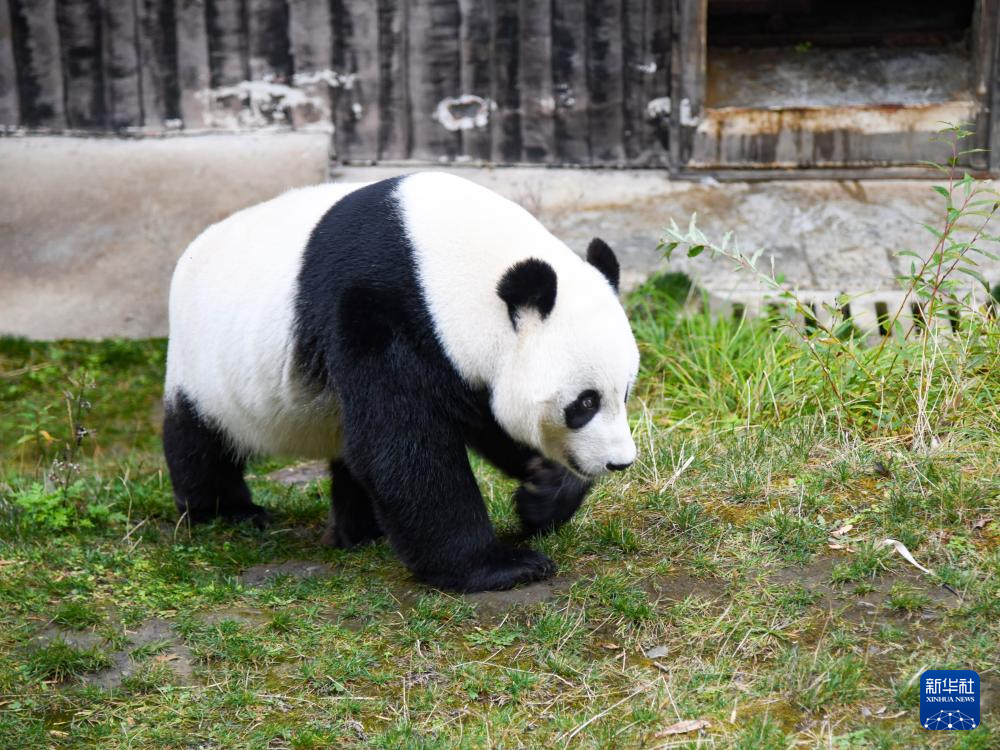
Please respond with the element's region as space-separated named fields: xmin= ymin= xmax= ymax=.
xmin=2 ymin=134 xmax=998 ymax=340
xmin=0 ymin=134 xmax=329 ymax=339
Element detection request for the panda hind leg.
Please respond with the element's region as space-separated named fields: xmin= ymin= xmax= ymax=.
xmin=163 ymin=391 xmax=270 ymax=528
xmin=321 ymin=460 xmax=384 ymax=548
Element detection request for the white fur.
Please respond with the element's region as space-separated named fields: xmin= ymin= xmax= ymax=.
xmin=166 ymin=173 xmax=639 ymax=475
xmin=165 ymin=182 xmax=364 ymax=458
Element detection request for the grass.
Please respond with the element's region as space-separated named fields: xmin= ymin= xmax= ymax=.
xmin=22 ymin=640 xmax=113 ymax=683
xmin=0 ymin=276 xmax=998 ymax=748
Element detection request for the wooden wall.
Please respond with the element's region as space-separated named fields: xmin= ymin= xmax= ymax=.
xmin=0 ymin=0 xmax=673 ymax=166
xmin=2 ymin=1 xmax=996 ymax=172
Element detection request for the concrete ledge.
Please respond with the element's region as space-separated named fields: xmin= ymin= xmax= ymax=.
xmin=2 ymin=135 xmax=997 ymax=339
xmin=0 ymin=134 xmax=330 ymax=339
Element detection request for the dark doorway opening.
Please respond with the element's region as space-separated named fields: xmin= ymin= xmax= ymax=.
xmin=706 ymin=0 xmax=975 ymax=109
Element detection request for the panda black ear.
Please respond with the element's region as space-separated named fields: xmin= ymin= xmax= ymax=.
xmin=587 ymin=237 xmax=620 ymax=292
xmin=497 ymin=258 xmax=557 ymax=328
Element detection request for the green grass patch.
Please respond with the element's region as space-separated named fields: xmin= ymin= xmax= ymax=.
xmin=0 ymin=257 xmax=997 ymax=747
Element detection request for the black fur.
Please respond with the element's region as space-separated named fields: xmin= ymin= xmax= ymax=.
xmin=496 ymin=258 xmax=558 ymax=328
xmin=586 ymin=238 xmax=620 ymax=292
xmin=321 ymin=460 xmax=384 ymax=548
xmin=564 ymin=389 xmax=601 ymax=430
xmin=290 ymin=177 xmax=584 ymax=591
xmin=162 ymin=391 xmax=270 ymax=528
xmin=514 ymin=458 xmax=592 ymax=536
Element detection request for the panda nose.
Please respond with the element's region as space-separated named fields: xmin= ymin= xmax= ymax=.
xmin=606 ymin=461 xmax=633 ymax=472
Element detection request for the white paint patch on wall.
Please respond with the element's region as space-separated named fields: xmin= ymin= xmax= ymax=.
xmin=292 ymin=69 xmax=354 ymax=90
xmin=679 ymin=98 xmax=700 ymax=127
xmin=197 ymin=70 xmax=349 ymax=132
xmin=554 ymin=83 xmax=576 ymax=108
xmin=646 ymin=97 xmax=671 ymax=120
xmin=432 ymin=95 xmax=495 ymax=131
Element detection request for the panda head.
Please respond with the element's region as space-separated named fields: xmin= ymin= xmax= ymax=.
xmin=493 ymin=238 xmax=639 ymax=479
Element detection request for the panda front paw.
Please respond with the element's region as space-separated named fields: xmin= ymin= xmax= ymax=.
xmin=515 ymin=458 xmax=592 ymax=536
xmin=419 ymin=544 xmax=556 ymax=592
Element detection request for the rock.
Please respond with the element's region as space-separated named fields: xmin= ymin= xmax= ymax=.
xmin=464 ymin=580 xmax=560 ymax=612
xmin=238 ymin=560 xmax=334 ymax=587
xmin=264 ymin=462 xmax=328 ymax=486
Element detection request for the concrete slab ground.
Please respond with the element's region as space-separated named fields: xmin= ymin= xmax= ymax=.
xmin=1 ymin=135 xmax=997 ymax=339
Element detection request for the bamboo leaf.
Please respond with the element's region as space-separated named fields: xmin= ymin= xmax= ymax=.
xmin=957 ymin=267 xmax=989 ymax=287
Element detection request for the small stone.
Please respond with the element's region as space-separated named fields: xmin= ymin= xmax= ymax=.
xmin=464 ymin=580 xmax=558 ymax=611
xmin=264 ymin=462 xmax=328 ymax=486
xmin=238 ymin=560 xmax=333 ymax=587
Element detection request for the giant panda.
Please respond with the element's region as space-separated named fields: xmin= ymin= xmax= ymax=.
xmin=163 ymin=172 xmax=639 ymax=592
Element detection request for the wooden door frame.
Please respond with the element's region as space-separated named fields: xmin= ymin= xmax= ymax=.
xmin=668 ymin=0 xmax=707 ymax=174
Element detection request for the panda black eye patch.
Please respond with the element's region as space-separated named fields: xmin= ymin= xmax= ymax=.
xmin=564 ymin=389 xmax=601 ymax=429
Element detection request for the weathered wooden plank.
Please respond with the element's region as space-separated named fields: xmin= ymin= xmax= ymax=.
xmin=586 ymin=0 xmax=625 ymax=164
xmin=246 ymin=0 xmax=292 ymax=81
xmin=332 ymin=0 xmax=379 ymax=162
xmin=0 ymin=0 xmax=22 ymax=125
xmin=457 ymin=0 xmax=492 ymax=161
xmin=175 ymin=0 xmax=211 ymax=129
xmin=669 ymin=0 xmax=706 ymax=170
xmin=102 ymin=0 xmax=142 ymax=129
xmin=516 ymin=0 xmax=553 ymax=162
xmin=551 ymin=0 xmax=589 ymax=163
xmin=975 ymin=0 xmax=1000 ymax=172
xmin=690 ymin=102 xmax=968 ymax=169
xmin=287 ymin=0 xmax=331 ymax=72
xmin=287 ymin=0 xmax=333 ymax=131
xmin=992 ymin=3 xmax=1000 ymax=174
xmin=679 ymin=166 xmax=990 ymax=182
xmin=407 ymin=0 xmax=461 ymax=162
xmin=376 ymin=0 xmax=409 ymax=160
xmin=622 ymin=0 xmax=671 ymax=165
xmin=969 ymin=0 xmax=995 ymax=169
xmin=491 ymin=0 xmax=521 ymax=163
xmin=205 ymin=0 xmax=248 ymax=87
xmin=137 ymin=0 xmax=181 ymax=128
xmin=8 ymin=0 xmax=66 ymax=128
xmin=54 ymin=0 xmax=104 ymax=129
